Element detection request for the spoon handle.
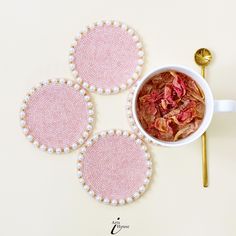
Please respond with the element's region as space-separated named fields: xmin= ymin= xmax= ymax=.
xmin=201 ymin=66 xmax=205 ymax=78
xmin=201 ymin=66 xmax=208 ymax=187
xmin=202 ymin=132 xmax=208 ymax=187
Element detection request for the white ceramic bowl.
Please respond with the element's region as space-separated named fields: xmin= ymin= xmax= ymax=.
xmin=132 ymin=65 xmax=214 ymax=147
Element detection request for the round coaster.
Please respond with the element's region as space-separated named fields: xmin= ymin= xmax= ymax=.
xmin=77 ymin=129 xmax=152 ymax=206
xmin=69 ymin=20 xmax=144 ymax=95
xmin=19 ymin=79 xmax=95 ymax=154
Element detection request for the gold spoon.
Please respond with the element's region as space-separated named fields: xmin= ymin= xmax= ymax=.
xmin=194 ymin=48 xmax=212 ymax=187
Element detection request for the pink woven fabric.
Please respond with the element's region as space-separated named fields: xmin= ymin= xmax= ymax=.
xmin=25 ymin=83 xmax=89 ymax=149
xmin=74 ymin=25 xmax=139 ymax=88
xmin=81 ymin=135 xmax=148 ymax=200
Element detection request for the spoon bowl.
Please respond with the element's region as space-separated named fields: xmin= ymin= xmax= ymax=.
xmin=194 ymin=48 xmax=212 ymax=67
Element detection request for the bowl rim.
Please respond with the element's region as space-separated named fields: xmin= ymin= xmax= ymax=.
xmin=132 ymin=64 xmax=214 ymax=147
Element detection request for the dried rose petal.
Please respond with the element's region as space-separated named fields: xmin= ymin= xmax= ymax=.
xmin=172 ymin=73 xmax=186 ymax=98
xmin=154 ymin=117 xmax=170 ymax=133
xmin=137 ymin=71 xmax=205 ymax=142
xmin=174 ymin=123 xmax=196 ymax=141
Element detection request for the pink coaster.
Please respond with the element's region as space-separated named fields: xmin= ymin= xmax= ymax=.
xmin=20 ymin=79 xmax=95 ymax=154
xmin=77 ymin=130 xmax=152 ymax=206
xmin=69 ymin=20 xmax=144 ymax=95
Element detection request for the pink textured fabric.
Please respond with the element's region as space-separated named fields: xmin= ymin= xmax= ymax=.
xmin=74 ymin=25 xmax=139 ymax=88
xmin=81 ymin=135 xmax=148 ymax=200
xmin=25 ymin=83 xmax=89 ymax=149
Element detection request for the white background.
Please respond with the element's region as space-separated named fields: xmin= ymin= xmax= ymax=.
xmin=1 ymin=0 xmax=236 ymax=235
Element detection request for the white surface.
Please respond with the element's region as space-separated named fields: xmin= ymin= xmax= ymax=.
xmin=1 ymin=0 xmax=236 ymax=235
